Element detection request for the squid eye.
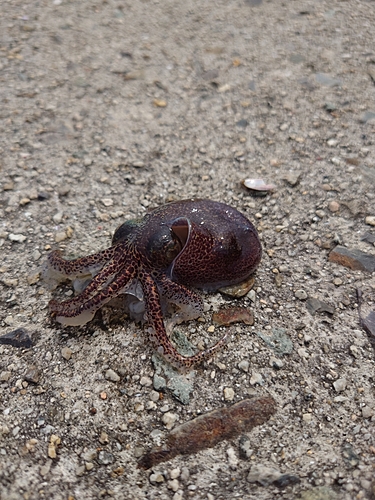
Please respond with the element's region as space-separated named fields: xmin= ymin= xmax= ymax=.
xmin=146 ymin=226 xmax=183 ymax=268
xmin=165 ymin=237 xmax=182 ymax=262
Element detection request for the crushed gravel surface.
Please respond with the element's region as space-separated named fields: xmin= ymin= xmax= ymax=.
xmin=1 ymin=1 xmax=375 ymax=499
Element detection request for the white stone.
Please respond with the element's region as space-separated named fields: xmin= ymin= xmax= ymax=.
xmin=8 ymin=233 xmax=26 ymax=243
xmin=53 ymin=212 xmax=63 ymax=223
xmin=140 ymin=376 xmax=152 ymax=387
xmin=149 ymin=473 xmax=164 ymax=484
xmin=238 ymin=360 xmax=249 ymax=372
xmin=302 ymin=413 xmax=312 ymax=423
xmin=169 ymin=467 xmax=181 ymax=479
xmin=365 ymin=216 xmax=375 ymax=226
xmin=226 ymin=446 xmax=238 ymax=468
xmin=167 ymin=479 xmax=180 ymax=492
xmin=250 ymin=372 xmax=263 ymax=386
xmin=101 ymin=198 xmax=114 ymax=207
xmin=333 ymin=378 xmax=347 ymax=392
xmin=362 ymin=406 xmax=373 ymax=419
xmin=105 ymin=369 xmax=120 ymax=382
xmin=223 ymin=387 xmax=235 ymax=401
xmin=162 ymin=412 xmax=177 ymax=429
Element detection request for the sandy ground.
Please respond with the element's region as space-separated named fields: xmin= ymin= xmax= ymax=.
xmin=1 ymin=0 xmax=375 ymax=499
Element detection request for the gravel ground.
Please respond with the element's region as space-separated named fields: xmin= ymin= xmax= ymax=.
xmin=1 ymin=0 xmax=375 ymax=499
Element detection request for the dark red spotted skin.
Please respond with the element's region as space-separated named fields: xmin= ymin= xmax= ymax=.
xmin=44 ymin=199 xmax=261 ymax=370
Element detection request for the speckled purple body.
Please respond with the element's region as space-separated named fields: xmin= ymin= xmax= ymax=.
xmin=44 ymin=199 xmax=261 ymax=369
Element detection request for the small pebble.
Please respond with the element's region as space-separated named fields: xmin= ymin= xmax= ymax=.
xmin=140 ymin=376 xmax=152 ymax=387
xmin=362 ymin=407 xmax=373 ymax=419
xmin=55 ymin=231 xmax=67 ymax=243
xmin=149 ymin=472 xmax=165 ymax=484
xmin=2 ymin=278 xmax=17 ymax=287
xmin=24 ymin=365 xmax=40 ymax=384
xmin=349 ymin=345 xmax=359 ymax=357
xmin=134 ymin=402 xmax=144 ymax=412
xmin=365 ymin=216 xmax=375 ymax=226
xmin=3 ymin=181 xmax=14 ymax=191
xmin=99 ymin=431 xmax=109 ymax=444
xmin=295 ymin=289 xmax=308 ymax=300
xmin=247 ymin=289 xmax=256 ymax=302
xmin=150 ymin=429 xmax=164 ymax=441
xmin=167 ymin=479 xmax=180 ymax=492
xmin=250 ymin=373 xmax=263 ymax=385
xmin=4 ymin=316 xmax=14 ymax=326
xmin=284 ymin=171 xmax=301 ymax=186
xmin=150 ymin=390 xmax=160 ymax=402
xmin=27 ymin=272 xmax=40 ymax=285
xmin=238 ymin=360 xmax=249 ymax=372
xmin=219 ymin=275 xmax=255 ymax=298
xmin=333 ymin=278 xmax=342 ymax=286
xmin=133 ymin=447 xmax=144 ymax=458
xmin=153 ymin=99 xmax=167 ymax=107
xmin=97 ymin=451 xmax=114 ymax=465
xmin=101 ymin=198 xmax=114 ymax=207
xmin=327 ymin=138 xmax=338 ymax=147
xmin=180 ymin=467 xmax=190 ymax=482
xmin=239 ymin=436 xmax=252 ymax=459
xmin=298 ymin=348 xmax=309 ymax=359
xmin=146 ymin=401 xmax=157 ymax=410
xmin=37 ymin=192 xmax=50 ymax=201
xmin=274 ymin=273 xmax=283 ymax=287
xmin=32 ymin=250 xmax=42 ymax=261
xmin=172 ymin=491 xmax=183 ymax=500
xmin=226 ymin=446 xmax=238 ymax=468
xmin=302 ymin=413 xmax=312 ymax=423
xmin=82 ymin=449 xmax=97 ymax=461
xmin=170 ymin=467 xmax=181 ymax=479
xmin=223 ymin=387 xmax=235 ymax=401
xmin=105 ymin=369 xmax=120 ymax=382
xmin=8 ymin=234 xmax=27 ymax=243
xmin=0 ymin=371 xmax=12 ymax=382
xmin=162 ymin=412 xmax=178 ymax=430
xmin=52 ymin=212 xmax=63 ymax=223
xmin=58 ymin=187 xmax=70 ymax=197
xmin=333 ymin=378 xmax=347 ymax=392
xmin=328 ymin=201 xmax=340 ymax=212
xmin=269 ymin=357 xmax=284 ymax=370
xmin=47 ymin=435 xmax=61 ymax=459
xmin=61 ymin=347 xmax=72 ymax=360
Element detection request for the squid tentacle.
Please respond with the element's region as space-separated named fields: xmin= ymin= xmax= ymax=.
xmin=49 ymin=263 xmax=138 ymax=322
xmin=46 ymin=247 xmax=120 ymax=279
xmin=155 ymin=273 xmax=204 ymax=323
xmin=141 ymin=272 xmax=227 ymax=370
xmin=50 ymin=250 xmax=132 ymax=315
